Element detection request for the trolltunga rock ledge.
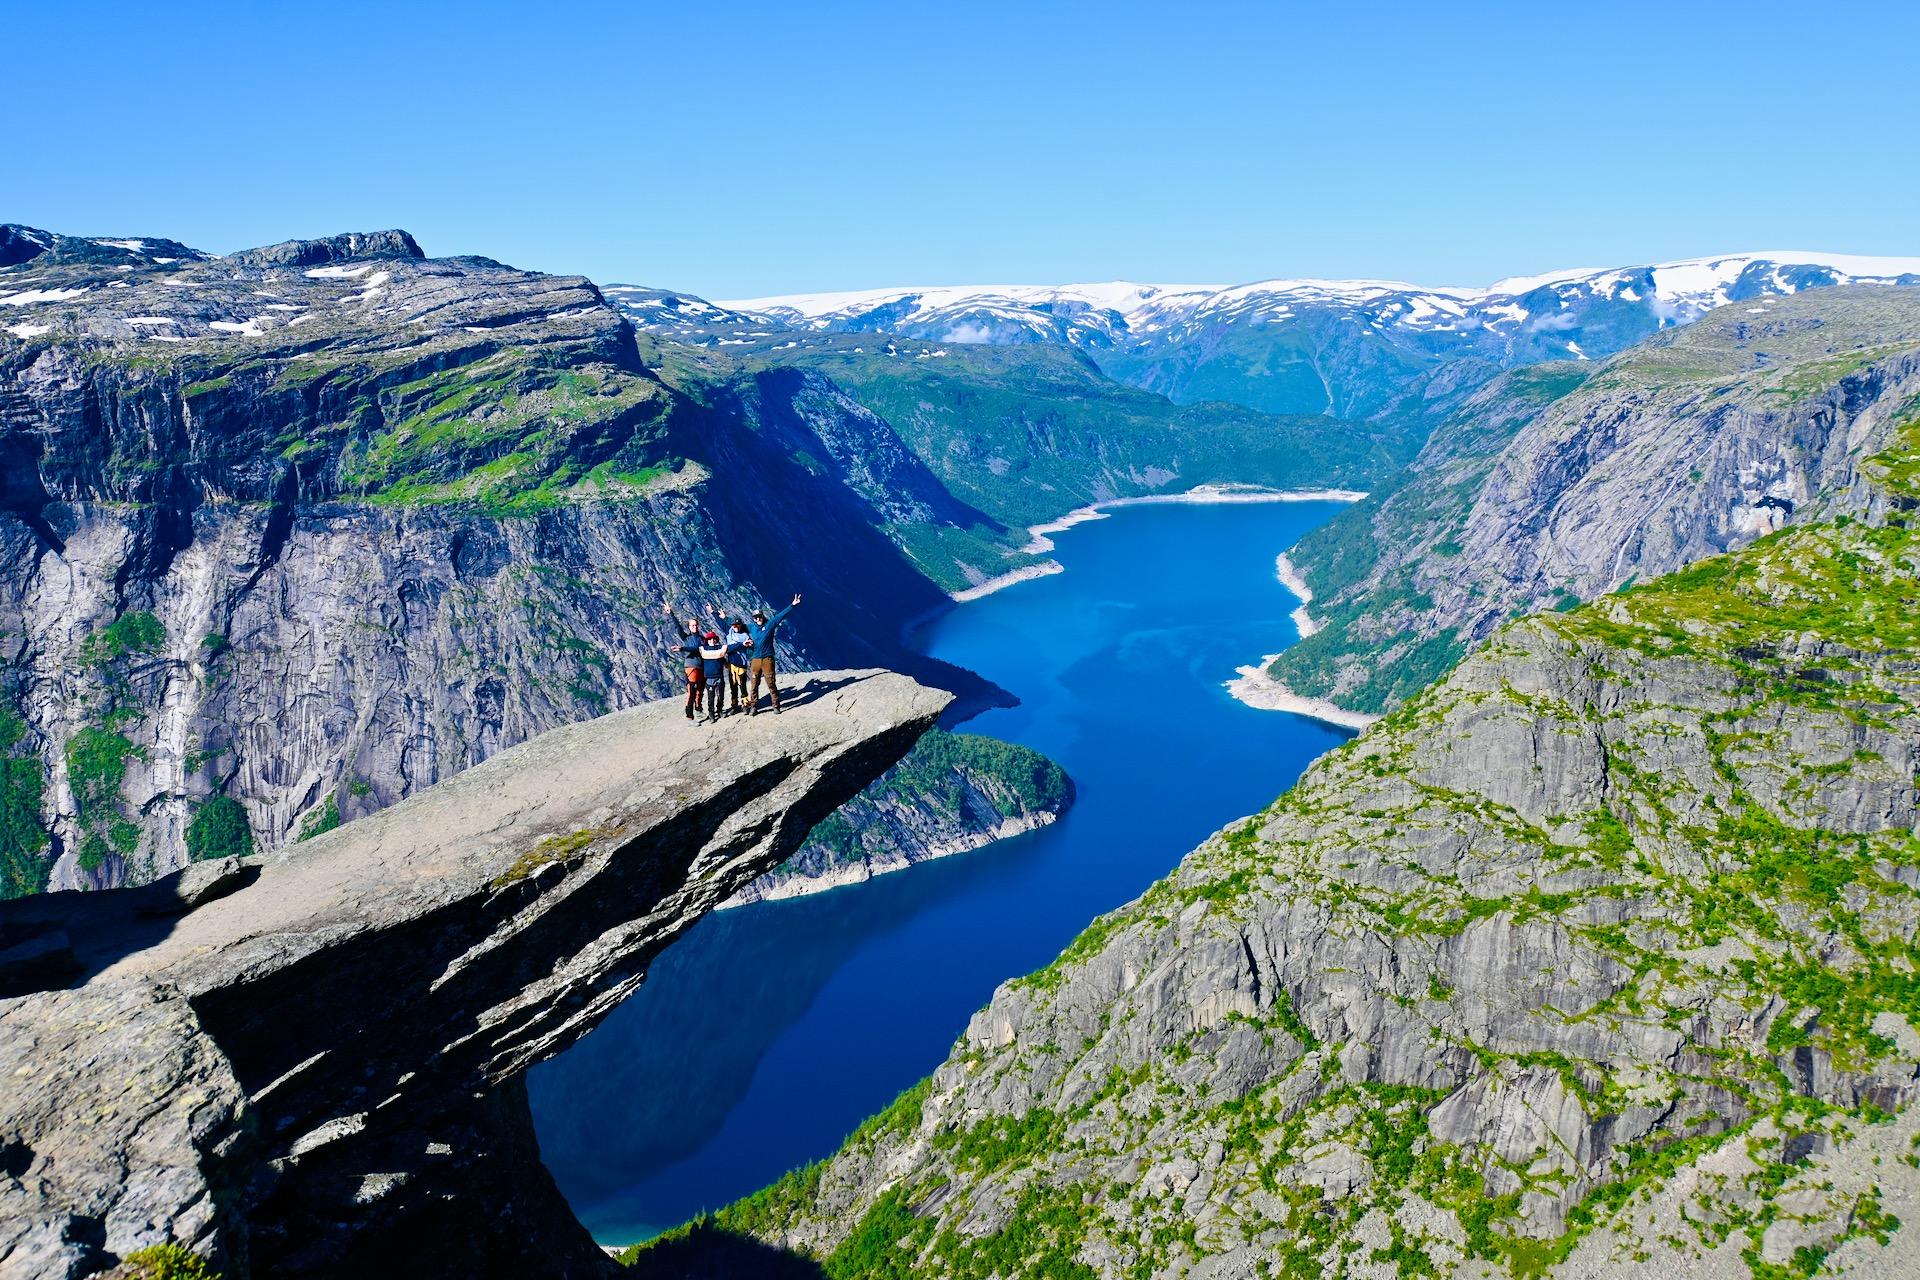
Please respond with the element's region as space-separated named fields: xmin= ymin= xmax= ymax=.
xmin=0 ymin=669 xmax=949 ymax=1280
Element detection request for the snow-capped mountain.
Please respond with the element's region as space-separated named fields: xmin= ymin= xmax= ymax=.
xmin=719 ymin=253 xmax=1920 ymax=418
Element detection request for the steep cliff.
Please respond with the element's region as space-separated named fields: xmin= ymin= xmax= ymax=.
xmin=661 ymin=421 xmax=1920 ymax=1276
xmin=0 ymin=669 xmax=949 ymax=1280
xmin=726 ymin=730 xmax=1073 ymax=906
xmin=1263 ymin=287 xmax=1920 ymax=716
xmin=0 ymin=227 xmax=1001 ymax=895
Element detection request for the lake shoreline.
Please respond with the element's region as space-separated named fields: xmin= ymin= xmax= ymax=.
xmin=1224 ymin=655 xmax=1380 ymax=731
xmin=716 ymin=808 xmax=1064 ymax=909
xmin=952 ymin=484 xmax=1370 ymax=605
xmin=1221 ymin=517 xmax=1380 ymax=733
xmin=1273 ymin=552 xmax=1324 ymax=638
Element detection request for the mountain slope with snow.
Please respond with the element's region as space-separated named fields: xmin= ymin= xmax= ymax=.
xmin=719 ymin=252 xmax=1920 ymax=418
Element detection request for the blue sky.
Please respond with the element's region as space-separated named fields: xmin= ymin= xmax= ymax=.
xmin=7 ymin=1 xmax=1917 ymax=296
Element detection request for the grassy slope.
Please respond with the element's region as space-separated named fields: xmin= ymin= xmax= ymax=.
xmin=640 ymin=415 xmax=1920 ymax=1279
xmin=754 ymin=340 xmax=1413 ymax=531
xmin=794 ymin=729 xmax=1072 ymax=875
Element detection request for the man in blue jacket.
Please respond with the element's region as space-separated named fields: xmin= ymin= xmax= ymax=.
xmin=745 ymin=593 xmax=802 ymax=715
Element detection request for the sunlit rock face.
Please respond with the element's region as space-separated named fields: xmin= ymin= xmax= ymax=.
xmin=0 ymin=670 xmax=947 ymax=1279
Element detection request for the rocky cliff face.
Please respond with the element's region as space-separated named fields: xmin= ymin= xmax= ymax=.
xmin=0 ymin=227 xmax=1003 ymax=896
xmin=0 ymin=669 xmax=948 ymax=1280
xmin=668 ymin=423 xmax=1920 ymax=1277
xmin=725 ymin=729 xmax=1073 ymax=907
xmin=1264 ymin=287 xmax=1920 ymax=716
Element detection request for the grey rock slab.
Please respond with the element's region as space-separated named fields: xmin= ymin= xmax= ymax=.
xmin=0 ymin=669 xmax=947 ymax=1278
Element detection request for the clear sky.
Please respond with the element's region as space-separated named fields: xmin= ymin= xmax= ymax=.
xmin=7 ymin=1 xmax=1917 ymax=297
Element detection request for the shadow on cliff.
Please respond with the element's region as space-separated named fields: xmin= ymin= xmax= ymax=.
xmin=527 ymin=818 xmax=1046 ymax=1221
xmin=677 ymin=366 xmax=1017 ymax=717
xmin=0 ymin=864 xmax=264 ymax=999
xmin=620 ymin=1220 xmax=826 ymax=1280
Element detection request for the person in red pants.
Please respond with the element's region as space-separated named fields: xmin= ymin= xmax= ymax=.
xmin=667 ymin=608 xmax=707 ymax=722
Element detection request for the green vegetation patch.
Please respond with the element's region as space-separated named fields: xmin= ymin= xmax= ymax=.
xmin=296 ymin=791 xmax=341 ymax=843
xmin=332 ymin=350 xmax=675 ymax=513
xmin=0 ymin=707 xmax=49 ymax=898
xmin=490 ymin=826 xmax=600 ymax=890
xmin=82 ymin=610 xmax=165 ymax=664
xmin=118 ymin=1243 xmax=221 ymax=1280
xmin=791 ymin=730 xmax=1069 ymax=873
xmin=185 ymin=794 xmax=254 ymax=862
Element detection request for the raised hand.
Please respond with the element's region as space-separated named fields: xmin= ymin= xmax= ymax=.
xmin=791 ymin=593 xmax=803 ymax=607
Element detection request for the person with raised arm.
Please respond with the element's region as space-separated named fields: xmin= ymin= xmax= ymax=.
xmin=743 ymin=593 xmax=802 ymax=715
xmin=665 ymin=605 xmax=707 ymax=723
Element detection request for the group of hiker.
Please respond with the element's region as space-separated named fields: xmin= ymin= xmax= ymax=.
xmin=669 ymin=594 xmax=801 ymax=723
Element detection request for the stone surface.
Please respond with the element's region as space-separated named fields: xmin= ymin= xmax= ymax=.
xmin=686 ymin=443 xmax=1920 ymax=1276
xmin=0 ymin=669 xmax=948 ymax=1279
xmin=0 ymin=980 xmax=249 ymax=1280
xmin=0 ymin=225 xmax=997 ymax=895
xmin=1268 ymin=287 xmax=1920 ymax=715
xmin=726 ymin=729 xmax=1072 ymax=907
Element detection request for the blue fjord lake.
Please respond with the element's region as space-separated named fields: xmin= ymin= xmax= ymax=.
xmin=527 ymin=498 xmax=1356 ymax=1243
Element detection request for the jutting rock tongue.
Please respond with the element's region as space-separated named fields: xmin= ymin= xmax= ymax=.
xmin=0 ymin=669 xmax=949 ymax=1280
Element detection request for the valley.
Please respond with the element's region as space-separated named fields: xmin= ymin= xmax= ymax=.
xmin=5 ymin=221 xmax=1920 ymax=1280
xmin=12 ymin=5 xmax=1920 ymax=1276
xmin=528 ymin=497 xmax=1358 ymax=1243
xmin=638 ymin=370 xmax=1920 ymax=1280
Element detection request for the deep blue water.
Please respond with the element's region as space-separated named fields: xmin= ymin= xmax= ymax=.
xmin=527 ymin=499 xmax=1354 ymax=1243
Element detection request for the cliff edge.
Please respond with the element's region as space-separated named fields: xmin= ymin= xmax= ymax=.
xmin=0 ymin=669 xmax=949 ymax=1280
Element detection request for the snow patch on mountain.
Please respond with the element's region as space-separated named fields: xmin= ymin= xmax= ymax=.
xmin=721 ymin=252 xmax=1920 ymax=349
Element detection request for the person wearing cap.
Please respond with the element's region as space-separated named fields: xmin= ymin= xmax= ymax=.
xmin=743 ymin=593 xmax=802 ymax=714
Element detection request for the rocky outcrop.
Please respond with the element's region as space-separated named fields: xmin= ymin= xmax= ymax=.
xmin=725 ymin=729 xmax=1072 ymax=906
xmin=671 ymin=428 xmax=1920 ymax=1277
xmin=0 ymin=226 xmax=1000 ymax=895
xmin=0 ymin=669 xmax=949 ymax=1280
xmin=1268 ymin=287 xmax=1920 ymax=715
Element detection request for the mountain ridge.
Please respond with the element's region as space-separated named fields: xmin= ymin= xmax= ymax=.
xmin=718 ymin=251 xmax=1920 ymax=329
xmin=1261 ymin=285 xmax=1920 ymax=717
xmin=703 ymin=252 xmax=1920 ymax=420
xmin=0 ymin=225 xmax=1028 ymax=894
